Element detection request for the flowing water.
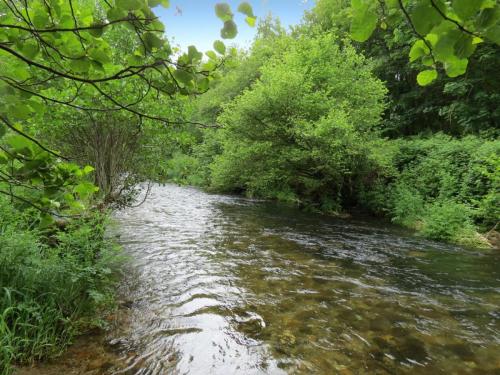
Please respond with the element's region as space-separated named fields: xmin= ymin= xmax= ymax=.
xmin=107 ymin=184 xmax=499 ymax=375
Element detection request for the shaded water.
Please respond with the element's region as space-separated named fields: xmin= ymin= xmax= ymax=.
xmin=109 ymin=184 xmax=499 ymax=374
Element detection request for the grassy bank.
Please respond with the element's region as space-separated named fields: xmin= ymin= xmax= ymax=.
xmin=0 ymin=197 xmax=122 ymax=375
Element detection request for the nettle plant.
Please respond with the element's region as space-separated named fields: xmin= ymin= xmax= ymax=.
xmin=0 ymin=0 xmax=255 ymax=223
xmin=349 ymin=0 xmax=500 ymax=85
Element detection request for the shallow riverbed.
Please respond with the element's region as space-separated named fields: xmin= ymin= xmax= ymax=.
xmin=18 ymin=184 xmax=500 ymax=374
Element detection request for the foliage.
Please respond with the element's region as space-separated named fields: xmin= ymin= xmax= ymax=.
xmin=193 ymin=15 xmax=287 ymax=126
xmin=0 ymin=0 xmax=254 ymax=218
xmin=208 ymin=32 xmax=386 ymax=210
xmin=164 ymin=152 xmax=203 ymax=186
xmin=158 ymin=11 xmax=498 ymax=247
xmin=348 ymin=0 xmax=500 ymax=84
xmin=0 ymin=3 xmax=257 ymax=372
xmin=420 ymin=200 xmax=476 ymax=243
xmin=307 ymin=0 xmax=500 ymax=137
xmin=0 ymin=131 xmax=97 ymax=217
xmin=389 ymin=183 xmax=425 ymax=228
xmin=0 ymin=197 xmax=122 ymax=374
xmin=367 ymin=134 xmax=500 ymax=245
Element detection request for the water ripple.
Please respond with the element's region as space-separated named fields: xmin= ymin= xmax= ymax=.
xmin=108 ymin=184 xmax=500 ymax=374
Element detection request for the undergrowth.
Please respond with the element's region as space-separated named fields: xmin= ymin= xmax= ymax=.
xmin=0 ymin=197 xmax=123 ymax=375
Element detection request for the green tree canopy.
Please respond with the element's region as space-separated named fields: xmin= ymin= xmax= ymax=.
xmin=0 ymin=0 xmax=253 ymax=220
xmin=210 ymin=32 xmax=387 ymax=209
xmin=349 ymin=0 xmax=500 ymax=85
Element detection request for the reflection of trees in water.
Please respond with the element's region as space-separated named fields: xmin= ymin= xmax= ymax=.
xmin=210 ymin=198 xmax=500 ymax=374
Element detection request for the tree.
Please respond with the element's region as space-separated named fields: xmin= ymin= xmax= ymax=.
xmin=349 ymin=0 xmax=500 ymax=85
xmin=306 ymin=0 xmax=499 ymax=136
xmin=210 ymin=32 xmax=387 ymax=210
xmin=0 ymin=0 xmax=253 ymax=220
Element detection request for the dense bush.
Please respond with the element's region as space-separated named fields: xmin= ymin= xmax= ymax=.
xmin=0 ymin=198 xmax=122 ymax=374
xmin=364 ymin=135 xmax=499 ymax=246
xmin=209 ymin=32 xmax=386 ymax=211
xmin=420 ymin=201 xmax=476 ymax=243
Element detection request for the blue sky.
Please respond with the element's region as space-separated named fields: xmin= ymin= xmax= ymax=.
xmin=153 ymin=1 xmax=314 ymax=53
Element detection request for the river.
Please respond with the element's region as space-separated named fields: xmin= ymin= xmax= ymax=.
xmin=22 ymin=184 xmax=500 ymax=374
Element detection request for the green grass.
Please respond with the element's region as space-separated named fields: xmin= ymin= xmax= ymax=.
xmin=0 ymin=198 xmax=123 ymax=375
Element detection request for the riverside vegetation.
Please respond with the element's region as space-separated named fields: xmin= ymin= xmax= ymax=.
xmin=0 ymin=0 xmax=499 ymax=374
xmin=1 ymin=0 xmax=255 ymax=372
xmin=164 ymin=3 xmax=500 ymax=248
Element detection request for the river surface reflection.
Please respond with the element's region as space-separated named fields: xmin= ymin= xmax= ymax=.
xmin=109 ymin=184 xmax=499 ymax=374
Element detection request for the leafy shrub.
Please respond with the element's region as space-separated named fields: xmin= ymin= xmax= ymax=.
xmin=164 ymin=153 xmax=202 ymax=186
xmin=211 ymin=32 xmax=386 ymax=207
xmin=420 ymin=201 xmax=474 ymax=241
xmin=365 ymin=134 xmax=499 ymax=245
xmin=390 ymin=183 xmax=425 ymax=229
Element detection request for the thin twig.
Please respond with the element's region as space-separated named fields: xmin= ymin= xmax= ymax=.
xmin=429 ymin=0 xmax=481 ymax=38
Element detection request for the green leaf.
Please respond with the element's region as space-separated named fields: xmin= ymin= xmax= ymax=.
xmin=417 ymin=69 xmax=438 ymax=86
xmin=118 ymin=0 xmax=143 ymax=11
xmin=409 ymin=40 xmax=430 ymax=62
xmin=83 ymin=165 xmax=94 ymax=174
xmin=173 ymin=69 xmax=193 ymax=86
xmin=410 ymin=3 xmax=442 ymax=35
xmin=485 ymin=23 xmax=500 ymax=44
xmin=452 ymin=0 xmax=483 ymax=20
xmin=144 ymin=32 xmax=163 ymax=52
xmin=7 ymin=135 xmax=33 ymax=155
xmin=197 ymin=77 xmax=210 ymax=91
xmin=88 ymin=47 xmax=111 ymax=64
xmin=88 ymin=24 xmax=104 ymax=37
xmin=245 ymin=16 xmax=256 ymax=27
xmin=127 ymin=54 xmax=143 ymax=66
xmin=432 ymin=23 xmax=461 ymax=61
xmin=11 ymin=66 xmax=31 ymax=81
xmin=454 ymin=35 xmax=476 ymax=58
xmin=151 ymin=20 xmax=166 ymax=32
xmin=350 ymin=0 xmax=378 ymax=42
xmin=107 ymin=7 xmax=127 ymax=21
xmin=213 ymin=40 xmax=226 ymax=54
xmin=74 ymin=181 xmax=97 ymax=199
xmin=476 ymin=7 xmax=499 ymax=28
xmin=237 ymin=2 xmax=254 ymax=17
xmin=69 ymin=59 xmax=91 ymax=73
xmin=215 ymin=3 xmax=233 ymax=22
xmin=32 ymin=13 xmax=49 ymax=28
xmin=221 ymin=20 xmax=238 ymax=39
xmin=149 ymin=0 xmax=169 ymax=7
xmin=188 ymin=45 xmax=203 ymax=62
xmin=444 ymin=56 xmax=468 ymax=77
xmin=422 ymin=56 xmax=434 ymax=66
xmin=27 ymin=99 xmax=45 ymax=114
xmin=202 ymin=60 xmax=217 ymax=71
xmin=9 ymin=104 xmax=32 ymax=119
xmin=206 ymin=50 xmax=217 ymax=60
xmin=59 ymin=15 xmax=74 ymax=28
xmin=21 ymin=42 xmax=40 ymax=59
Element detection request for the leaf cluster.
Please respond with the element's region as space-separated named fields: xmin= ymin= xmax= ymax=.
xmin=349 ymin=0 xmax=500 ymax=85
